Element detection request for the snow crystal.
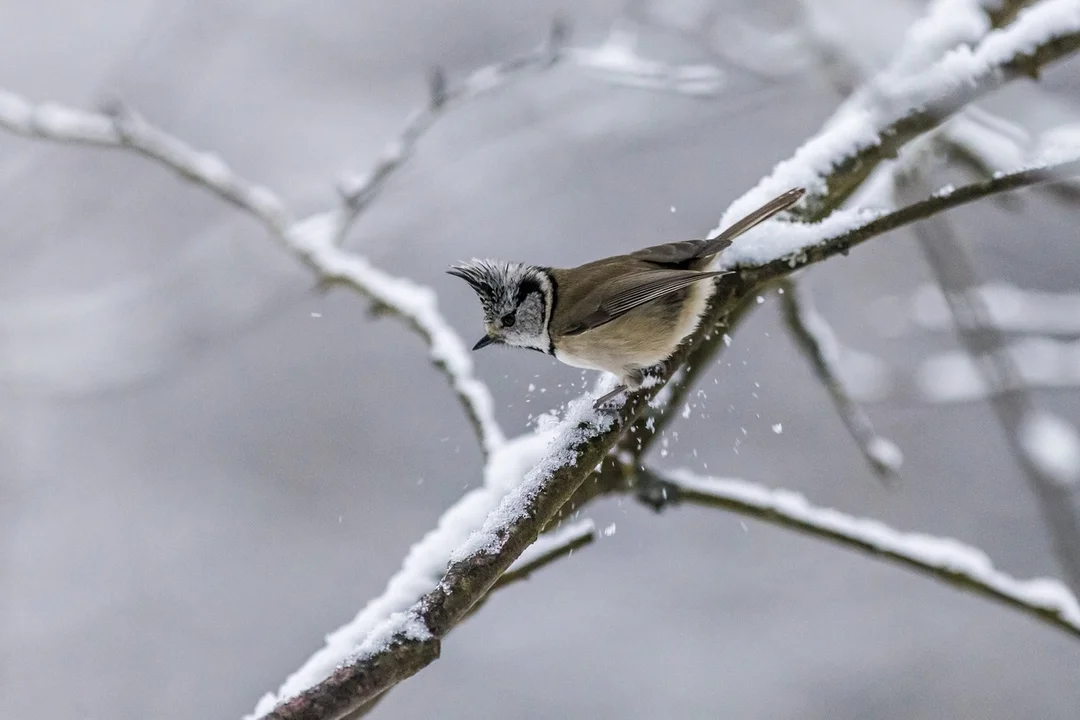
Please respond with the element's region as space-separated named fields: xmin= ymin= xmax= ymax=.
xmin=348 ymin=610 xmax=432 ymax=663
xmin=1019 ymin=411 xmax=1080 ymax=486
xmin=772 ymin=423 xmax=783 ymax=434
xmin=602 ymin=522 xmax=617 ymax=537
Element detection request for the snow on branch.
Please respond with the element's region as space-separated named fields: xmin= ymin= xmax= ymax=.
xmin=644 ymin=468 xmax=1080 ymax=639
xmin=715 ymin=0 xmax=1080 ymax=229
xmin=897 ymin=167 xmax=1080 ymax=593
xmin=263 ymin=33 xmax=1080 ymax=712
xmin=0 ymin=90 xmax=507 ymax=456
xmin=777 ymin=280 xmax=902 ymax=478
xmin=730 ymin=155 xmax=1080 ymax=279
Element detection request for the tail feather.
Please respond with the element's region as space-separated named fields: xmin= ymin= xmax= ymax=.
xmin=702 ymin=187 xmax=804 ymax=256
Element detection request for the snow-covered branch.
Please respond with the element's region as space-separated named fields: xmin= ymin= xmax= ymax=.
xmin=254 ymin=8 xmax=1080 ymax=712
xmin=737 ymin=155 xmax=1080 ymax=280
xmin=0 ymin=90 xmax=507 ymax=457
xmin=777 ymin=279 xmax=902 ymax=478
xmin=716 ymin=0 xmax=1080 ymax=227
xmin=641 ymin=468 xmax=1080 ymax=640
xmin=897 ymin=168 xmax=1080 ymax=593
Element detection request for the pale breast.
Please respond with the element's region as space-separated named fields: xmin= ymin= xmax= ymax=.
xmin=553 ymin=279 xmax=712 ymax=381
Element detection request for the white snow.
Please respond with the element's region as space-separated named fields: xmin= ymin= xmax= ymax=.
xmin=666 ymin=469 xmax=1080 ymax=630
xmin=1018 ymin=411 xmax=1080 ymax=486
xmin=866 ymin=436 xmax=904 ymax=472
xmin=772 ymin=423 xmax=783 ymax=434
xmin=249 ymin=429 xmax=554 ymax=717
xmin=449 ymin=395 xmax=614 ymax=562
xmin=1035 ymin=122 xmax=1080 ymax=164
xmin=570 ymin=24 xmax=725 ymax=96
xmin=711 ymin=0 xmax=1080 ymax=269
xmin=602 ymin=522 xmax=617 ymax=537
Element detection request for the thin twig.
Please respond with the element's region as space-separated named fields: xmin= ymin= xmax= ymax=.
xmin=637 ymin=467 xmax=1080 ymax=639
xmin=332 ymin=19 xmax=571 ymax=244
xmin=777 ymin=279 xmax=901 ymax=479
xmin=897 ymin=169 xmax=1080 ymax=594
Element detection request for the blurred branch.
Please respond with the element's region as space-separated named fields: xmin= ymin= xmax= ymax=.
xmin=0 ymin=90 xmax=507 ymax=458
xmin=897 ymin=169 xmax=1080 ymax=594
xmin=637 ymin=467 xmax=1080 ymax=639
xmin=777 ymin=279 xmax=901 ymax=479
xmin=332 ymin=19 xmax=571 ymax=244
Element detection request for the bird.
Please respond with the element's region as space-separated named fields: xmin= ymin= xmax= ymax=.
xmin=448 ymin=187 xmax=805 ymax=406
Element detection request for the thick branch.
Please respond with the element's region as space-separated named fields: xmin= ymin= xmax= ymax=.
xmin=713 ymin=0 xmax=1080 ymax=231
xmin=639 ymin=468 xmax=1080 ymax=639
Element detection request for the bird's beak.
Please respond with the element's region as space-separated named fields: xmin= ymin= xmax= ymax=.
xmin=472 ymin=335 xmax=496 ymax=351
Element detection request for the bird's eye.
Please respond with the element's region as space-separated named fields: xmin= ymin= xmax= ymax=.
xmin=501 ymin=313 xmax=516 ymax=328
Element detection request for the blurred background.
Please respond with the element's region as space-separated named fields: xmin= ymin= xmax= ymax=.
xmin=2 ymin=1 xmax=1080 ymax=718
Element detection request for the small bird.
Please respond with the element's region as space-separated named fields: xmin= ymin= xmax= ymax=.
xmin=449 ymin=187 xmax=805 ymax=406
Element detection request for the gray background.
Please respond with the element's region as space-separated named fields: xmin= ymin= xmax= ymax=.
xmin=2 ymin=1 xmax=1079 ymax=718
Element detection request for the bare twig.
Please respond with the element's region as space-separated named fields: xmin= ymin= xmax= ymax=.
xmin=897 ymin=169 xmax=1080 ymax=594
xmin=777 ymin=279 xmax=901 ymax=479
xmin=332 ymin=19 xmax=572 ymax=244
xmin=637 ymin=467 xmax=1080 ymax=639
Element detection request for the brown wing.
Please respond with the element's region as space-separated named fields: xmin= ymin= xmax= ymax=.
xmin=628 ymin=239 xmax=717 ymax=268
xmin=627 ymin=188 xmax=804 ymax=268
xmin=562 ymin=269 xmax=727 ymax=336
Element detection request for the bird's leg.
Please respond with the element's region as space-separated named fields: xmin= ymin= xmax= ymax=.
xmin=593 ymin=384 xmax=628 ymax=408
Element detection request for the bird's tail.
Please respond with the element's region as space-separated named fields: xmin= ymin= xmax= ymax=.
xmin=702 ymin=187 xmax=805 ymax=256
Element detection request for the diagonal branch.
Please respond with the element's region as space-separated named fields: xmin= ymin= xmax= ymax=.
xmin=715 ymin=0 xmax=1080 ymax=227
xmin=777 ymin=279 xmax=902 ymax=479
xmin=0 ymin=90 xmax=507 ymax=457
xmin=743 ymin=156 xmax=1080 ymax=283
xmin=331 ymin=19 xmax=571 ymax=245
xmin=897 ymin=169 xmax=1080 ymax=594
xmin=638 ymin=468 xmax=1080 ymax=639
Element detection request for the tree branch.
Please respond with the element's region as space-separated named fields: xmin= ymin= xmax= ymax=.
xmin=714 ymin=0 xmax=1080 ymax=228
xmin=897 ymin=170 xmax=1080 ymax=594
xmin=743 ymin=156 xmax=1080 ymax=283
xmin=637 ymin=468 xmax=1080 ymax=640
xmin=0 ymin=89 xmax=507 ymax=457
xmin=777 ymin=279 xmax=901 ymax=479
